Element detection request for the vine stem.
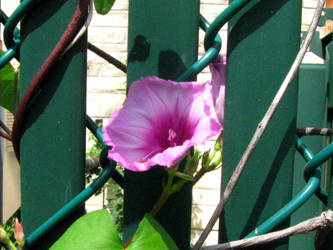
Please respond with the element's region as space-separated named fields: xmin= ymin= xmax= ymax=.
xmin=149 ymin=191 xmax=172 ymax=217
xmin=193 ymin=167 xmax=208 ymax=185
xmin=11 ymin=0 xmax=89 ymax=160
xmin=0 ymin=130 xmax=11 ymax=141
xmin=150 ymin=163 xmax=179 ymax=217
xmin=8 ymin=240 xmax=18 ymax=250
xmin=0 ymin=119 xmax=11 ymax=136
xmin=193 ymin=0 xmax=326 ymax=248
xmin=201 ymin=210 xmax=333 ymax=250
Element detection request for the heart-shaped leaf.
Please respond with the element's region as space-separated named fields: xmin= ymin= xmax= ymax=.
xmin=50 ymin=209 xmax=123 ymax=250
xmin=94 ymin=0 xmax=116 ymax=15
xmin=127 ymin=214 xmax=179 ymax=250
xmin=0 ymin=50 xmax=19 ymax=114
xmin=51 ymin=211 xmax=178 ymax=250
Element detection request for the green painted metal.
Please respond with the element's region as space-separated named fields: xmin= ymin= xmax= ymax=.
xmin=324 ymin=33 xmax=333 ymax=249
xmin=177 ymin=0 xmax=252 ymax=82
xmin=176 ymin=15 xmax=221 ymax=82
xmin=125 ymin=1 xmax=200 ymax=249
xmin=0 ymin=7 xmax=21 ymax=67
xmin=245 ymin=138 xmax=322 ymax=239
xmin=24 ymin=119 xmax=120 ymax=246
xmin=203 ymin=0 xmax=250 ymax=51
xmin=289 ymin=64 xmax=326 ymax=250
xmin=20 ymin=1 xmax=86 ymax=248
xmin=220 ymin=1 xmax=301 ymax=249
xmin=25 ymin=160 xmax=116 ymax=246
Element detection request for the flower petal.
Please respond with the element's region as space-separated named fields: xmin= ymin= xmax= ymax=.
xmin=103 ymin=76 xmax=222 ymax=171
xmin=209 ymin=55 xmax=226 ymax=125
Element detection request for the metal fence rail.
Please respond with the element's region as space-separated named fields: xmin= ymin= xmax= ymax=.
xmin=0 ymin=0 xmax=332 ymax=249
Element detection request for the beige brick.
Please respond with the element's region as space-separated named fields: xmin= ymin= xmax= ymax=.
xmin=87 ymin=76 xmax=126 ymax=93
xmin=88 ymin=42 xmax=128 ymax=53
xmin=197 ymin=72 xmax=211 ymax=84
xmin=110 ymin=0 xmax=129 ymax=10
xmin=88 ymin=49 xmax=127 ymax=62
xmin=192 ymin=188 xmax=220 ymax=206
xmin=200 ymin=4 xmax=228 ymax=23
xmin=302 ymin=0 xmax=318 ymax=8
xmin=91 ymin=11 xmax=128 ymax=27
xmin=86 ymin=189 xmax=104 ymax=206
xmin=191 ymin=229 xmax=219 ymax=246
xmin=192 ymin=204 xmax=219 ymax=230
xmin=87 ymin=50 xmax=127 ymax=77
xmin=88 ymin=27 xmax=127 ymax=44
xmin=88 ymin=60 xmax=126 ymax=77
xmin=194 ymin=168 xmax=221 ymax=189
xmin=302 ymin=8 xmax=315 ymax=26
xmin=302 ymin=52 xmax=324 ymax=64
xmin=1 ymin=1 xmax=19 ymax=15
xmin=87 ymin=92 xmax=125 ymax=118
xmin=201 ymin=0 xmax=228 ymax=4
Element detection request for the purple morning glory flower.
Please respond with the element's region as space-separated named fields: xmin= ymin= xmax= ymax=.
xmin=209 ymin=55 xmax=226 ymax=125
xmin=103 ymin=76 xmax=222 ymax=172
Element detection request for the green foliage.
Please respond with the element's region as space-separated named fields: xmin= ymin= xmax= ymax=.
xmin=2 ymin=209 xmax=21 ymax=243
xmin=86 ymin=122 xmax=124 ymax=232
xmin=85 ymin=124 xmax=103 ymax=185
xmin=51 ymin=210 xmax=178 ymax=250
xmin=126 ymin=214 xmax=178 ymax=250
xmin=104 ymin=167 xmax=124 ymax=231
xmin=50 ymin=210 xmax=122 ymax=250
xmin=94 ymin=0 xmax=116 ymax=15
xmin=0 ymin=51 xmax=19 ymax=114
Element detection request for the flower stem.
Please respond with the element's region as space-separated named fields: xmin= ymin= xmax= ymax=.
xmin=149 ymin=190 xmax=171 ymax=217
xmin=193 ymin=167 xmax=208 ymax=185
xmin=149 ymin=161 xmax=187 ymax=217
xmin=8 ymin=240 xmax=18 ymax=250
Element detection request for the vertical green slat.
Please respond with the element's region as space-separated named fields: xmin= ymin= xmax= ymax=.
xmin=20 ymin=1 xmax=86 ymax=248
xmin=289 ymin=64 xmax=326 ymax=250
xmin=124 ymin=1 xmax=199 ymax=249
xmin=325 ymin=40 xmax=333 ymax=249
xmin=220 ymin=1 xmax=301 ymax=249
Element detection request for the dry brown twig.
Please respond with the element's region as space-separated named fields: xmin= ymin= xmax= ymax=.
xmin=201 ymin=210 xmax=333 ymax=250
xmin=296 ymin=127 xmax=333 ymax=137
xmin=193 ymin=0 xmax=327 ymax=248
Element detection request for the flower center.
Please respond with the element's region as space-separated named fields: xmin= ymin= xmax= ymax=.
xmin=168 ymin=128 xmax=177 ymax=147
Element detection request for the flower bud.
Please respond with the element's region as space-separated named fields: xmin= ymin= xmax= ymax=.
xmin=13 ymin=218 xmax=25 ymax=247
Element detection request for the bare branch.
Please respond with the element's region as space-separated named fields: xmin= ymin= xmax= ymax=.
xmin=0 ymin=119 xmax=11 ymax=136
xmin=193 ymin=0 xmax=326 ymax=248
xmin=0 ymin=131 xmax=11 ymax=141
xmin=201 ymin=210 xmax=333 ymax=250
xmin=296 ymin=127 xmax=333 ymax=137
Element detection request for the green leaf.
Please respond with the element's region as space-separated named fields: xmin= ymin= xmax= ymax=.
xmin=0 ymin=51 xmax=19 ymax=114
xmin=127 ymin=214 xmax=179 ymax=250
xmin=50 ymin=209 xmax=123 ymax=250
xmin=94 ymin=0 xmax=116 ymax=15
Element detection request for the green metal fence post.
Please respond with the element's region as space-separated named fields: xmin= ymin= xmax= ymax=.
xmin=124 ymin=1 xmax=200 ymax=249
xmin=20 ymin=1 xmax=86 ymax=248
xmin=325 ymin=35 xmax=333 ymax=249
xmin=289 ymin=63 xmax=326 ymax=250
xmin=220 ymin=1 xmax=301 ymax=249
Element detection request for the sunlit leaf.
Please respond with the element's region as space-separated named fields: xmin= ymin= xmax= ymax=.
xmin=94 ymin=0 xmax=116 ymax=15
xmin=50 ymin=209 xmax=123 ymax=250
xmin=127 ymin=214 xmax=179 ymax=250
xmin=0 ymin=50 xmax=19 ymax=114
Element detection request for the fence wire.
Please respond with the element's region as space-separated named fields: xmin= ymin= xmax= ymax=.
xmin=0 ymin=0 xmax=331 ymax=248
